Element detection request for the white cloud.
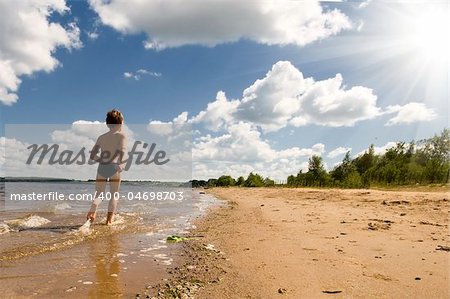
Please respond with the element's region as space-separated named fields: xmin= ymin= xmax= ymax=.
xmin=148 ymin=112 xmax=192 ymax=145
xmin=87 ymin=31 xmax=99 ymax=40
xmin=295 ymin=73 xmax=381 ymax=127
xmin=193 ymin=122 xmax=274 ymax=162
xmin=123 ymin=68 xmax=162 ymax=80
xmin=234 ymin=61 xmax=312 ymax=131
xmin=356 ymin=142 xmax=397 ymax=157
xmin=385 ymin=102 xmax=437 ymax=126
xmin=88 ymin=0 xmax=352 ymax=50
xmin=0 ymin=0 xmax=82 ymax=105
xmin=191 ymin=91 xmax=239 ymax=131
xmin=195 ymin=61 xmax=380 ymax=131
xmin=327 ymin=146 xmax=351 ymax=158
xmin=357 ymin=0 xmax=372 ymax=9
xmin=148 ymin=112 xmax=189 ymax=136
xmin=192 ymin=122 xmax=324 ymax=179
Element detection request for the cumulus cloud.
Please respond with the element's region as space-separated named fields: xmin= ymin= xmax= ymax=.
xmin=192 ymin=122 xmax=324 ymax=179
xmin=190 ymin=91 xmax=239 ymax=131
xmin=234 ymin=61 xmax=312 ymax=131
xmin=192 ymin=61 xmax=381 ymax=132
xmin=148 ymin=112 xmax=189 ymax=136
xmin=192 ymin=122 xmax=324 ymax=164
xmin=357 ymin=0 xmax=372 ymax=9
xmin=296 ymin=73 xmax=381 ymax=127
xmin=88 ymin=0 xmax=352 ymax=50
xmin=327 ymin=147 xmax=351 ymax=158
xmin=0 ymin=0 xmax=82 ymax=105
xmin=385 ymin=102 xmax=437 ymax=126
xmin=356 ymin=142 xmax=397 ymax=157
xmin=123 ymin=68 xmax=162 ymax=80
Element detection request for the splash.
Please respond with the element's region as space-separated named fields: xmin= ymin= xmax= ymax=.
xmin=78 ymin=220 xmax=91 ymax=235
xmin=0 ymin=223 xmax=10 ymax=235
xmin=5 ymin=215 xmax=51 ymax=230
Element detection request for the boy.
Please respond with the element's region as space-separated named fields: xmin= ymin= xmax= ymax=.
xmin=86 ymin=109 xmax=126 ymax=225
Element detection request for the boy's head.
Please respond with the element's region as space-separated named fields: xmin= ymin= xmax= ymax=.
xmin=106 ymin=109 xmax=124 ymax=129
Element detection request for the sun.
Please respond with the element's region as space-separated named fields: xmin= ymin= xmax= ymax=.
xmin=403 ymin=7 xmax=449 ymax=62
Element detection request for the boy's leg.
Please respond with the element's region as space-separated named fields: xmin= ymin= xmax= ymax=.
xmin=87 ymin=174 xmax=107 ymax=222
xmin=107 ymin=172 xmax=121 ymax=224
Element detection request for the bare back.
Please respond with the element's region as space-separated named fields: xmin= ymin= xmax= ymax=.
xmin=94 ymin=130 xmax=126 ymax=164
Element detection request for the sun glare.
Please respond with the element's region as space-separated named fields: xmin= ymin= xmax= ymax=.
xmin=405 ymin=9 xmax=449 ymax=62
xmin=396 ymin=4 xmax=449 ymax=65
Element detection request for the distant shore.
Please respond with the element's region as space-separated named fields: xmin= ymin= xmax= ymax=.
xmin=146 ymin=187 xmax=450 ymax=298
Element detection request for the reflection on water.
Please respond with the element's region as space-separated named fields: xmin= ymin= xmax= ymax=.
xmin=0 ymin=180 xmax=4 ymax=212
xmin=89 ymin=234 xmax=122 ymax=298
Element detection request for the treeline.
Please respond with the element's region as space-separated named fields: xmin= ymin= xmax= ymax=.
xmin=191 ymin=129 xmax=449 ymax=189
xmin=287 ymin=129 xmax=450 ymax=188
xmin=191 ymin=172 xmax=275 ymax=188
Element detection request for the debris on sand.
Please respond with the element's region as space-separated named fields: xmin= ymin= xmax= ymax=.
xmin=419 ymin=221 xmax=445 ymax=227
xmin=436 ymin=245 xmax=450 ymax=252
xmin=141 ymin=240 xmax=228 ymax=298
xmin=382 ymin=200 xmax=410 ymax=206
xmin=322 ymin=290 xmax=342 ymax=294
xmin=368 ymin=220 xmax=392 ymax=230
xmin=278 ymin=288 xmax=287 ymax=294
xmin=166 ymin=235 xmax=189 ymax=243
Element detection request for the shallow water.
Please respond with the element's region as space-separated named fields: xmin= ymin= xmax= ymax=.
xmin=0 ymin=181 xmax=219 ymax=297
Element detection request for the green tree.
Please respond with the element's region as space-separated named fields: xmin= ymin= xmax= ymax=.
xmin=264 ymin=177 xmax=275 ymax=187
xmin=207 ymin=178 xmax=217 ymax=187
xmin=236 ymin=176 xmax=245 ymax=186
xmin=244 ymin=172 xmax=265 ymax=187
xmin=417 ymin=129 xmax=450 ymax=183
xmin=306 ymin=155 xmax=329 ymax=186
xmin=216 ymin=175 xmax=235 ymax=187
xmin=287 ymin=175 xmax=296 ymax=186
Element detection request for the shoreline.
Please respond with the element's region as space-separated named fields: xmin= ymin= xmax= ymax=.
xmin=146 ymin=187 xmax=450 ymax=298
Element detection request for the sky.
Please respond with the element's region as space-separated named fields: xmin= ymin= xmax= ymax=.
xmin=0 ymin=0 xmax=448 ymax=180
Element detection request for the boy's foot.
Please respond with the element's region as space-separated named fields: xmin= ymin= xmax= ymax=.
xmin=87 ymin=211 xmax=96 ymax=222
xmin=106 ymin=212 xmax=114 ymax=225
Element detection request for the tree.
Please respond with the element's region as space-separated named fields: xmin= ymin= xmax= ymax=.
xmin=417 ymin=129 xmax=450 ymax=183
xmin=264 ymin=177 xmax=275 ymax=187
xmin=216 ymin=175 xmax=235 ymax=187
xmin=287 ymin=175 xmax=296 ymax=186
xmin=354 ymin=144 xmax=376 ymax=175
xmin=306 ymin=155 xmax=329 ymax=186
xmin=207 ymin=178 xmax=217 ymax=187
xmin=244 ymin=172 xmax=265 ymax=187
xmin=236 ymin=176 xmax=245 ymax=186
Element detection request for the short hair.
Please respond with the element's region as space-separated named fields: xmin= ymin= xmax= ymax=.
xmin=106 ymin=109 xmax=124 ymax=127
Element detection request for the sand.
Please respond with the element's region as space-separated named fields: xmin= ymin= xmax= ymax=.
xmin=150 ymin=187 xmax=450 ymax=299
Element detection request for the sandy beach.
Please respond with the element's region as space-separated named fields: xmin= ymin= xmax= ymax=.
xmin=150 ymin=187 xmax=450 ymax=299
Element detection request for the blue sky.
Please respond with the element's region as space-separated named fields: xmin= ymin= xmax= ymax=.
xmin=0 ymin=0 xmax=448 ymax=179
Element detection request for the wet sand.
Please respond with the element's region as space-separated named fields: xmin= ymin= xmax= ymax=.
xmin=153 ymin=187 xmax=450 ymax=298
xmin=0 ymin=221 xmax=184 ymax=298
